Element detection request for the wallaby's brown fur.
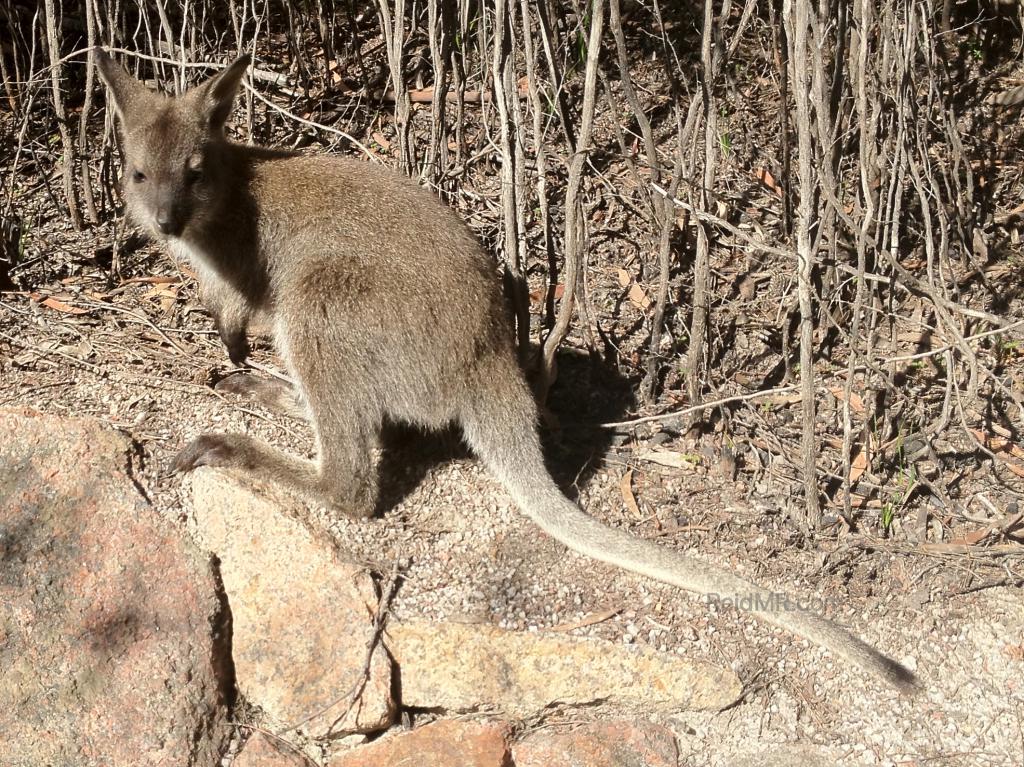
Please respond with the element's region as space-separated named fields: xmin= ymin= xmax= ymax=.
xmin=97 ymin=51 xmax=919 ymax=694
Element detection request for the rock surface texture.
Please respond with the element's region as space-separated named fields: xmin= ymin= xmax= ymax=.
xmin=232 ymin=733 xmax=314 ymax=767
xmin=729 ymin=744 xmax=845 ymax=767
xmin=326 ymin=720 xmax=512 ymax=767
xmin=0 ymin=408 xmax=230 ymax=767
xmin=511 ymin=720 xmax=680 ymax=767
xmin=190 ymin=468 xmax=394 ymax=737
xmin=385 ymin=619 xmax=741 ymax=715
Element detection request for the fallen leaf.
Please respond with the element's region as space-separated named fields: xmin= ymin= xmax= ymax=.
xmin=970 ymin=429 xmax=1024 ymax=460
xmin=619 ymin=469 xmax=642 ymax=519
xmin=737 ymin=275 xmax=756 ymax=300
xmin=141 ymin=285 xmax=180 ymax=301
xmin=829 ymin=386 xmax=866 ymax=414
xmin=529 ymin=283 xmax=564 ymax=303
xmin=122 ymin=275 xmax=181 ymax=286
xmin=949 ymin=527 xmax=993 ymax=547
xmin=850 ymin=447 xmax=868 ymax=484
xmin=636 ymin=448 xmax=701 ymax=469
xmin=842 ymin=493 xmax=882 ymax=509
xmin=753 ymin=166 xmax=784 ymax=198
xmin=969 ymin=429 xmax=1024 ymax=478
xmin=628 ymin=282 xmax=652 ymax=310
xmin=764 ymin=393 xmax=803 ymax=406
xmin=616 ymin=268 xmax=652 ymax=310
xmin=550 ymin=608 xmax=621 ymax=633
xmin=29 ymin=292 xmax=89 ymax=315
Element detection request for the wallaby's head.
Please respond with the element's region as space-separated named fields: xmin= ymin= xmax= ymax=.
xmin=96 ymin=52 xmax=250 ymax=239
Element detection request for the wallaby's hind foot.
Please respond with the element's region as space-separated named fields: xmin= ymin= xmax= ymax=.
xmin=173 ymin=432 xmax=377 ymax=518
xmin=215 ymin=373 xmax=308 ymax=420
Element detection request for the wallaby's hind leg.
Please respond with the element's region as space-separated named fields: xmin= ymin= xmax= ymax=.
xmin=177 ymin=312 xmax=382 ymax=517
xmin=304 ymin=390 xmax=380 ymax=517
xmin=215 ymin=373 xmax=308 ymax=421
xmin=173 ymin=419 xmax=379 ymax=518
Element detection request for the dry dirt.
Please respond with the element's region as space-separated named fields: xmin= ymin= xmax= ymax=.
xmin=1 ymin=221 xmax=1022 ymax=766
xmin=5 ymin=20 xmax=1024 ymax=758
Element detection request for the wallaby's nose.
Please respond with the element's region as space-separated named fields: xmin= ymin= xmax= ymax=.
xmin=155 ymin=212 xmax=181 ymax=236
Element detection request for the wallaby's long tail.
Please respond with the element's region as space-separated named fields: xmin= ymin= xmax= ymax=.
xmin=462 ymin=385 xmax=919 ymax=695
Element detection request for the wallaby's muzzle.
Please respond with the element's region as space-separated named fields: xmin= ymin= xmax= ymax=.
xmin=155 ymin=207 xmax=184 ymax=237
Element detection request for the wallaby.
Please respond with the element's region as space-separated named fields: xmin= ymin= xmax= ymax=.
xmin=96 ymin=51 xmax=918 ymax=694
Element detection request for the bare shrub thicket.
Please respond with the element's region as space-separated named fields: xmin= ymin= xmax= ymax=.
xmin=2 ymin=0 xmax=1022 ymax=533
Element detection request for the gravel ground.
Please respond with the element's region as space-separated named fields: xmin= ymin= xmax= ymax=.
xmin=2 ymin=240 xmax=1022 ymax=765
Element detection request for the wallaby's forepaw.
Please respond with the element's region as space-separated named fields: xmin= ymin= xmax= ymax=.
xmin=224 ymin=333 xmax=250 ymax=366
xmin=213 ymin=320 xmax=250 ymax=365
xmin=172 ymin=434 xmax=239 ymax=473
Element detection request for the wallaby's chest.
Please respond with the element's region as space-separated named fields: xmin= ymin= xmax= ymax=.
xmin=166 ymin=235 xmax=271 ymax=314
xmin=167 ymin=238 xmax=208 ymax=271
xmin=168 ymin=238 xmax=226 ymax=288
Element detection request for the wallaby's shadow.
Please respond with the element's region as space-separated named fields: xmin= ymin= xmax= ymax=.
xmin=375 ymin=346 xmax=636 ymax=514
xmin=375 ymin=421 xmax=467 ymax=514
xmin=541 ymin=346 xmax=637 ymax=494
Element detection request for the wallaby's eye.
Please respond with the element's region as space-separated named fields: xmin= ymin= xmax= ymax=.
xmin=131 ymin=169 xmax=146 ymax=184
xmin=186 ymin=155 xmax=204 ymax=186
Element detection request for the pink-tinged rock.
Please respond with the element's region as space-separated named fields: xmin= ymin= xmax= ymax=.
xmin=512 ymin=720 xmax=678 ymax=767
xmin=190 ymin=468 xmax=394 ymax=737
xmin=232 ymin=733 xmax=313 ymax=766
xmin=0 ymin=408 xmax=230 ymax=767
xmin=327 ymin=720 xmax=511 ymax=767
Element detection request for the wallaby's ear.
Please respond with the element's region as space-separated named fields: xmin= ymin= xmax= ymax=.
xmin=95 ymin=50 xmax=145 ymax=123
xmin=193 ymin=54 xmax=251 ymax=132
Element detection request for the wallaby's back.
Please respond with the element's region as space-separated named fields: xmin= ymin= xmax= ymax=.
xmin=248 ymin=151 xmax=515 ymax=427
